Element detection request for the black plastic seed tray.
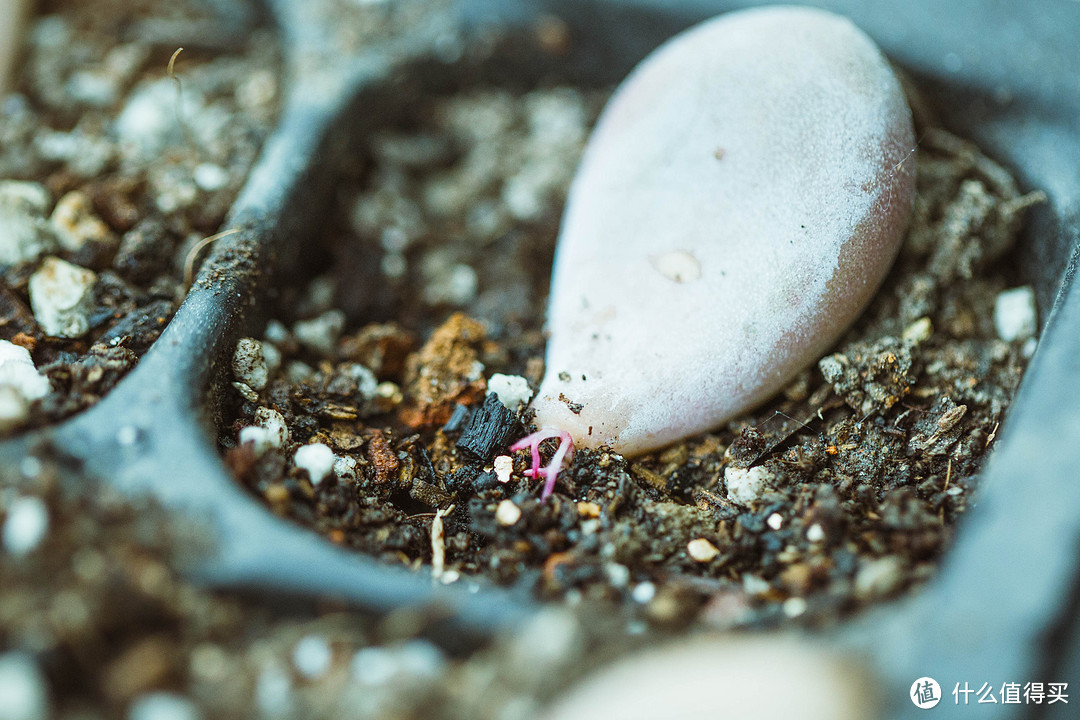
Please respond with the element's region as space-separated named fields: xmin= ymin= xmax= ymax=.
xmin=3 ymin=1 xmax=1080 ymax=716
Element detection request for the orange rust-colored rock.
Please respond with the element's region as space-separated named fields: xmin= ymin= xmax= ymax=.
xmin=400 ymin=312 xmax=488 ymax=428
xmin=366 ymin=430 xmax=400 ymax=484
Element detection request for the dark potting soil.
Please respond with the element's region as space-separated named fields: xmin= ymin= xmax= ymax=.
xmin=218 ymin=83 xmax=1043 ymax=630
xmin=0 ymin=0 xmax=281 ymax=433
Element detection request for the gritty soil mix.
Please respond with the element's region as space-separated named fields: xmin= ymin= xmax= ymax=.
xmin=219 ymin=81 xmax=1042 ymax=630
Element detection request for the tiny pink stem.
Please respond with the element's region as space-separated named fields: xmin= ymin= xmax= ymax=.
xmin=510 ymin=427 xmax=575 ymax=500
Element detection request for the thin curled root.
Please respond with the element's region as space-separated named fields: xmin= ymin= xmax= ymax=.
xmin=510 ymin=427 xmax=574 ymax=501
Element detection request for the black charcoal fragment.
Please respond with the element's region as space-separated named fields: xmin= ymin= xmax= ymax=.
xmin=441 ymin=403 xmax=471 ymax=433
xmin=456 ymin=394 xmax=517 ymax=462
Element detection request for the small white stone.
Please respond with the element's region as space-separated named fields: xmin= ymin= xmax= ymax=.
xmin=232 ymin=381 xmax=259 ymax=402
xmin=492 ymin=455 xmax=513 ymax=484
xmin=502 ymin=171 xmax=546 ymax=221
xmin=994 ymin=286 xmax=1038 ymax=342
xmin=724 ymin=466 xmax=770 ymax=507
xmin=0 ymin=181 xmax=54 ymax=266
xmin=687 ymin=537 xmax=720 ymax=562
xmin=422 ymin=261 xmax=477 ymax=307
xmin=854 ymin=555 xmax=904 ymax=601
xmin=2 ymin=496 xmax=49 ymax=558
xmin=193 ymin=163 xmax=230 ymax=192
xmin=495 ymin=499 xmax=522 ymax=526
xmin=742 ymin=574 xmax=771 ymax=596
xmin=281 ymin=357 xmax=315 ymax=384
xmin=0 ymin=387 xmax=30 ymax=434
xmin=394 ymin=640 xmax=446 ymax=681
xmin=67 ymin=69 xmax=119 ymax=107
xmin=0 ymin=651 xmax=50 ymax=720
xmin=293 ymin=310 xmax=346 ymax=357
xmin=782 ymin=597 xmax=808 ymax=618
xmin=254 ymin=663 xmax=293 ymax=719
xmin=292 ymin=635 xmax=332 ymax=680
xmin=115 ymin=79 xmax=201 ymax=158
xmin=239 ymin=426 xmax=274 ymax=457
xmin=902 ymin=316 xmax=933 ymax=344
xmin=188 ymin=644 xmax=227 ymax=683
xmin=49 ymin=191 xmax=112 ymax=252
xmin=373 ymin=382 xmax=402 ymax=412
xmin=30 ymin=15 xmax=70 ymax=49
xmin=604 ymin=563 xmax=631 ymax=588
xmin=337 ymin=363 xmax=379 ymax=408
xmin=236 ymin=69 xmax=278 ymax=110
xmin=379 ymin=225 xmax=410 ymax=252
xmin=302 ymin=276 xmax=337 ymax=314
xmin=154 ymin=180 xmax=198 ymax=214
xmin=263 ymin=320 xmax=292 ymax=347
xmin=351 ymin=647 xmax=397 ymax=686
xmin=527 ymin=89 xmax=588 ymax=148
xmin=766 ymin=512 xmax=783 ymax=530
xmin=19 ymin=457 xmax=42 ymax=479
xmin=631 ymin=582 xmax=656 ymax=604
xmin=284 ymin=361 xmax=316 ymax=384
xmin=232 ymin=338 xmax=269 ymax=390
xmin=806 ymin=523 xmax=826 ymax=543
xmin=488 ymin=373 xmax=533 ymax=410
xmin=334 ymin=455 xmax=358 ymax=481
xmin=36 ymin=130 xmax=112 ymax=178
xmin=295 ymin=443 xmax=335 ymax=485
xmin=261 ymin=342 xmax=282 ymax=375
xmin=381 ymin=253 xmax=406 ymax=279
xmin=254 ymin=407 xmax=289 ymax=448
xmin=128 ymin=692 xmax=201 ymax=720
xmin=28 ymin=257 xmax=97 ymax=338
xmin=0 ymin=341 xmax=51 ymax=402
xmin=508 ymin=608 xmax=582 ymax=670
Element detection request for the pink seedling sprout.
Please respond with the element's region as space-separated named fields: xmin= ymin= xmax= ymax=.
xmin=510 ymin=427 xmax=574 ymax=501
